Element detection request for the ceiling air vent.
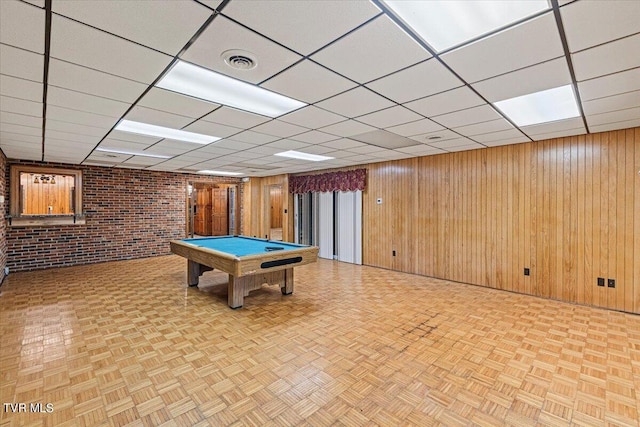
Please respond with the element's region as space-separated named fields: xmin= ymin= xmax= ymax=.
xmin=222 ymin=50 xmax=257 ymax=70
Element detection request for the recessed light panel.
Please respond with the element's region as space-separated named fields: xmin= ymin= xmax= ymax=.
xmin=274 ymin=150 xmax=334 ymax=162
xmin=157 ymin=61 xmax=306 ymax=118
xmin=381 ymin=0 xmax=550 ymax=52
xmin=493 ymin=85 xmax=580 ymax=127
xmin=115 ymin=120 xmax=220 ymax=144
xmin=95 ymin=147 xmax=172 ymax=159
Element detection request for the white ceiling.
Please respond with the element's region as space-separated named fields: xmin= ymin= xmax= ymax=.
xmin=1 ymin=0 xmax=639 ymax=176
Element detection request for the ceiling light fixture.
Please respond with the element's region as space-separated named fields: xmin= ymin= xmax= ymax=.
xmin=493 ymin=84 xmax=580 ymax=127
xmin=157 ymin=61 xmax=306 ymax=118
xmin=115 ymin=120 xmax=220 ymax=144
xmin=95 ymin=147 xmax=172 ymax=159
xmin=381 ymin=0 xmax=550 ymax=52
xmin=274 ymin=150 xmax=334 ymax=162
xmin=198 ymin=170 xmax=244 ymax=176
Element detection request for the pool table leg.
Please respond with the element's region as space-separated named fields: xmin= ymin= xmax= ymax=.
xmin=187 ymin=260 xmax=200 ymax=287
xmin=228 ymin=275 xmax=244 ymax=309
xmin=281 ymin=268 xmax=294 ymax=295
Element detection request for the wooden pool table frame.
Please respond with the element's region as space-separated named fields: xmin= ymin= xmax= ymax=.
xmin=170 ymin=236 xmax=318 ymax=308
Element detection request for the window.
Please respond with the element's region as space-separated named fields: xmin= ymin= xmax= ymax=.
xmin=9 ymin=165 xmax=85 ymax=226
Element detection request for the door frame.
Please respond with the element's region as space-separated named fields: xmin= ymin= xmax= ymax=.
xmin=185 ymin=180 xmax=240 ymax=237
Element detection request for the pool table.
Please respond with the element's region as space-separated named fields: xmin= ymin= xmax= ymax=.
xmin=170 ymin=235 xmax=318 ymax=308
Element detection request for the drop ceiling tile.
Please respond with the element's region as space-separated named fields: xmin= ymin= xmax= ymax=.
xmin=349 ymin=130 xmax=420 ymax=149
xmin=45 ymin=129 xmax=102 ymax=144
xmin=528 ymin=126 xmax=587 ymax=141
xmin=96 ymin=138 xmax=150 ymax=152
xmin=521 ymin=117 xmax=585 ymax=136
xmin=441 ymin=143 xmax=486 ymax=152
xmin=0 ymin=0 xmax=45 ymax=53
xmin=472 ymin=58 xmax=572 ymax=102
xmin=483 ymin=137 xmax=530 ymax=147
xmin=22 ymin=0 xmax=44 ymax=7
xmin=582 ymin=90 xmax=640 ymax=116
xmin=1 ymin=96 xmax=42 ymax=117
xmin=385 ymin=118 xmax=444 ymax=137
xmin=142 ymin=142 xmax=193 ymax=156
xmin=197 ymin=0 xmax=223 ymax=10
xmin=1 ymin=122 xmax=41 ymax=137
xmin=586 ymin=107 xmax=640 ymax=127
xmin=432 ymin=105 xmax=501 ymax=128
xmin=1 ymin=146 xmax=40 ymax=160
xmin=316 ymin=87 xmax=394 ymax=118
xmin=297 ymin=145 xmax=337 ymax=155
xmin=107 ymin=130 xmax=161 ymax=145
xmin=441 ymin=13 xmax=563 ymax=83
xmin=453 ymin=119 xmax=514 ymax=137
xmin=561 ymin=0 xmax=640 ymax=53
xmin=47 ymin=86 xmax=130 ymax=118
xmin=48 ymin=59 xmax=148 ymax=103
xmin=182 ymin=120 xmax=242 ymax=139
xmin=123 ymin=156 xmax=165 ymax=166
xmin=0 ymin=132 xmax=41 ymax=144
xmin=356 ymin=106 xmax=422 ymax=128
xmin=290 ymin=130 xmax=339 ymax=144
xmin=320 ymin=138 xmax=368 ymax=150
xmin=472 ymin=128 xmax=527 ymax=144
xmin=262 ymin=60 xmax=357 ymax=104
xmin=589 ymin=118 xmax=640 ymax=133
xmin=318 ymin=119 xmax=377 ymax=138
xmin=46 ymin=119 xmax=109 ymax=137
xmin=229 ymin=130 xmax=280 ymax=145
xmin=405 ymin=87 xmax=485 ymax=118
xmin=366 ymin=58 xmax=463 ymax=103
xmin=201 ymin=106 xmax=270 ymax=128
xmin=222 ymin=0 xmax=380 ymax=55
xmin=263 ymin=139 xmax=310 ymax=151
xmin=280 ymin=106 xmax=345 ymax=129
xmin=410 ymin=129 xmax=461 ymax=144
xmin=252 ymin=120 xmax=309 ymax=138
xmin=124 ymin=106 xmax=194 ymax=129
xmin=311 ymin=15 xmax=431 ymax=84
xmin=0 ymin=112 xmax=42 ymax=128
xmin=578 ymin=67 xmax=640 ymax=101
xmin=50 ymin=15 xmax=173 ymax=84
xmin=0 ymin=75 xmax=42 ymax=102
xmin=138 ymin=88 xmax=219 ymax=119
xmin=572 ymin=34 xmax=640 ymax=81
xmin=426 ymin=137 xmax=477 ymax=149
xmin=0 ymin=45 xmax=43 ymax=82
xmin=208 ymin=139 xmax=255 ymax=151
xmin=181 ymin=15 xmax=302 ymax=84
xmin=395 ymin=145 xmax=445 ymax=155
xmin=47 ymin=105 xmax=118 ymax=128
xmin=53 ymin=0 xmax=212 ymax=55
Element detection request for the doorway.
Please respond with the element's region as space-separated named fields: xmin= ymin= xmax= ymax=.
xmin=187 ymin=182 xmax=238 ymax=237
xmin=265 ymin=184 xmax=283 ymax=241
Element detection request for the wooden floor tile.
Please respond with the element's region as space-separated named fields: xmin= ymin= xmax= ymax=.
xmin=1 ymin=255 xmax=639 ymax=426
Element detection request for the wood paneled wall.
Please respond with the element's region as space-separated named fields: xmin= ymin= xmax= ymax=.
xmin=242 ymin=174 xmax=290 ymax=241
xmin=19 ymin=174 xmax=75 ymax=214
xmin=363 ymin=128 xmax=639 ymax=313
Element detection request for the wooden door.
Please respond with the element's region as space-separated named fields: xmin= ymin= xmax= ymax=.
xmin=270 ymin=186 xmax=283 ymax=229
xmin=195 ymin=188 xmax=212 ymax=235
xmin=211 ymin=188 xmax=228 ymax=236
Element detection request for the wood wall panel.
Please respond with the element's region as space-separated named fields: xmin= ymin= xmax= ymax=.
xmin=360 ymin=128 xmax=639 ymax=314
xmin=242 ymin=175 xmax=290 ymax=241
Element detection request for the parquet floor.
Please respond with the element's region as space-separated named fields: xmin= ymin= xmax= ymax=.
xmin=1 ymin=256 xmax=639 ymax=427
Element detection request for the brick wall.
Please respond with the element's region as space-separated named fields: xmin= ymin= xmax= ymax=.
xmin=5 ymin=161 xmax=243 ymax=272
xmin=0 ymin=150 xmax=6 ymax=282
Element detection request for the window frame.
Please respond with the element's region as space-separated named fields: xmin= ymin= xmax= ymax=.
xmin=9 ymin=165 xmax=85 ymax=227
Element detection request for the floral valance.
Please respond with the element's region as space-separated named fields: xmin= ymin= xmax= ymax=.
xmin=289 ymin=169 xmax=367 ymax=194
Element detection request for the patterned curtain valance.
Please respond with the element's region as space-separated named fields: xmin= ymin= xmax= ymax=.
xmin=289 ymin=169 xmax=367 ymax=194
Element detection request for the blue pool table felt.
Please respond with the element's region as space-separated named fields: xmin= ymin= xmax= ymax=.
xmin=180 ymin=236 xmax=305 ymax=257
